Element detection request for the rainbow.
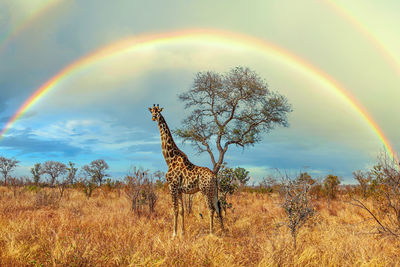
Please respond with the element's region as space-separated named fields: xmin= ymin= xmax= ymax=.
xmin=0 ymin=0 xmax=61 ymax=53
xmin=0 ymin=29 xmax=397 ymax=162
xmin=323 ymin=0 xmax=400 ymax=76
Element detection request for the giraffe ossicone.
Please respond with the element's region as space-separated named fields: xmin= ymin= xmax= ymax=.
xmin=148 ymin=105 xmax=223 ymax=237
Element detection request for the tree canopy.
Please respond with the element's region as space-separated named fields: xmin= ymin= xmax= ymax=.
xmin=0 ymin=156 xmax=19 ymax=185
xmin=175 ymin=66 xmax=292 ymax=173
xmin=82 ymin=159 xmax=109 ymax=186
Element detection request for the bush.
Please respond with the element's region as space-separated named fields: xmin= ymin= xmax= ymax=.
xmin=125 ymin=167 xmax=158 ymax=215
xmin=34 ymin=190 xmax=59 ymax=208
xmin=217 ymin=164 xmax=238 ymax=215
xmin=281 ymin=176 xmax=315 ymax=249
xmin=77 ymin=179 xmax=97 ymax=199
xmin=351 ymin=154 xmax=400 ymax=237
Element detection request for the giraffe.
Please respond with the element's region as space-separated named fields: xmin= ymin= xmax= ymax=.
xmin=148 ymin=104 xmax=223 ymax=237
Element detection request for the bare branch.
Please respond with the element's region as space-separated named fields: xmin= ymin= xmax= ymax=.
xmin=175 ymin=66 xmax=292 ymax=174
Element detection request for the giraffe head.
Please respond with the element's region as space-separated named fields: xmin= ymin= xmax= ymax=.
xmin=148 ymin=104 xmax=164 ymax=122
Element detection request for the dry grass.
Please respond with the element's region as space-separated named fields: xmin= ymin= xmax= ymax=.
xmin=0 ymin=187 xmax=399 ymax=266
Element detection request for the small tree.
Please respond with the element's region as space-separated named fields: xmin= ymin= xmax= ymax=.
xmin=78 ymin=169 xmax=97 ymax=199
xmin=80 ymin=178 xmax=96 ymax=198
xmin=282 ymin=176 xmax=315 ymax=249
xmin=351 ymin=153 xmax=400 ymax=237
xmin=353 ymin=170 xmax=371 ymax=198
xmin=66 ymin=161 xmax=78 ymax=185
xmin=259 ymin=175 xmax=278 ymax=193
xmin=298 ymin=172 xmax=315 ymax=185
xmin=0 ymin=156 xmax=19 ymax=186
xmin=31 ymin=163 xmax=42 ymax=186
xmin=82 ymin=159 xmax=109 ymax=186
xmin=42 ymin=161 xmax=66 ymax=187
xmin=56 ymin=175 xmax=70 ymax=199
xmin=143 ymin=177 xmax=158 ymax=214
xmin=153 ymin=170 xmax=167 ymax=190
xmin=175 ymin=66 xmax=292 ymax=174
xmin=217 ymin=164 xmax=238 ymax=214
xmin=324 ymin=174 xmax=341 ymax=205
xmin=125 ymin=167 xmax=157 ymax=215
xmin=234 ymin=167 xmax=250 ymax=187
xmin=7 ymin=176 xmax=24 ymax=198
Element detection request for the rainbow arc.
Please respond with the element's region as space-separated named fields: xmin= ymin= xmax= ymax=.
xmin=0 ymin=0 xmax=61 ymax=53
xmin=0 ymin=29 xmax=397 ymax=162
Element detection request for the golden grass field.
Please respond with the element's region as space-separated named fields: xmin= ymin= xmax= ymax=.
xmin=0 ymin=186 xmax=399 ymax=266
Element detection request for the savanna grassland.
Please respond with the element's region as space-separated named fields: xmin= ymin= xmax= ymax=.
xmin=0 ymin=186 xmax=399 ymax=266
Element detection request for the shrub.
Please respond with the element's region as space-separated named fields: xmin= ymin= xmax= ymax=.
xmin=34 ymin=190 xmax=59 ymax=208
xmin=217 ymin=164 xmax=238 ymax=215
xmin=77 ymin=179 xmax=97 ymax=199
xmin=351 ymin=154 xmax=400 ymax=237
xmin=324 ymin=174 xmax=341 ymax=205
xmin=281 ymin=176 xmax=315 ymax=249
xmin=125 ymin=167 xmax=158 ymax=215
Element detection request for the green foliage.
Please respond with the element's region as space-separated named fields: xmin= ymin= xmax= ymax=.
xmin=217 ymin=164 xmax=239 ymax=213
xmin=323 ymin=174 xmax=341 ymax=200
xmin=26 ymin=185 xmax=41 ymax=193
xmin=234 ymin=167 xmax=250 ymax=186
xmin=66 ymin=161 xmax=78 ymax=185
xmin=31 ymin=163 xmax=42 ymax=185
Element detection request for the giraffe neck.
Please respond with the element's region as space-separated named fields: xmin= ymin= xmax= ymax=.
xmin=157 ymin=114 xmax=182 ymax=166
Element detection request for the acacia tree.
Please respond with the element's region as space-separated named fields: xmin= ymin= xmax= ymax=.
xmin=175 ymin=66 xmax=292 ymax=174
xmin=42 ymin=161 xmax=67 ymax=187
xmin=82 ymin=159 xmax=109 ymax=186
xmin=0 ymin=156 xmax=19 ymax=185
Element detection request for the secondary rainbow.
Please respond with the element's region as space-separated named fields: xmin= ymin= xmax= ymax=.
xmin=0 ymin=0 xmax=61 ymax=52
xmin=0 ymin=29 xmax=397 ymax=162
xmin=323 ymin=0 xmax=400 ymax=76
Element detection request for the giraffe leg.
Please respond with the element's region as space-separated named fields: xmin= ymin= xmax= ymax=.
xmin=206 ymin=195 xmax=215 ymax=234
xmin=209 ymin=208 xmax=215 ymax=234
xmin=213 ymin=189 xmax=224 ymax=231
xmin=172 ymin=193 xmax=179 ymax=238
xmin=179 ymin=193 xmax=185 ymax=236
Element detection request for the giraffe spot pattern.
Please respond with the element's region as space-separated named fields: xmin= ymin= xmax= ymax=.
xmin=149 ymin=106 xmax=223 ymax=235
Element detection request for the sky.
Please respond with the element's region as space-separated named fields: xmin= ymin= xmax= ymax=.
xmin=0 ymin=0 xmax=399 ymax=184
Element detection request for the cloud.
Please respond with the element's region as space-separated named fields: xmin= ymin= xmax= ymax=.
xmin=0 ymin=0 xmax=398 ymax=182
xmin=0 ymin=128 xmax=85 ymax=157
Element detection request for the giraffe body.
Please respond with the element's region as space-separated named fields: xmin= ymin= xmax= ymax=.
xmin=149 ymin=105 xmax=223 ymax=237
